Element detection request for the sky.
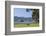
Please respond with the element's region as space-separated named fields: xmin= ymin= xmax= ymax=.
xmin=14 ymin=8 xmax=32 ymax=18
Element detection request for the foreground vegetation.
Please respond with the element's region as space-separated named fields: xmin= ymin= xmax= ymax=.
xmin=14 ymin=23 xmax=39 ymax=28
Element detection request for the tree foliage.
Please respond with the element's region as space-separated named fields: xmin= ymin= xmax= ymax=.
xmin=26 ymin=9 xmax=39 ymax=23
xmin=20 ymin=19 xmax=24 ymax=22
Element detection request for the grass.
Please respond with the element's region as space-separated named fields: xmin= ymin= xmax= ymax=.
xmin=14 ymin=23 xmax=39 ymax=28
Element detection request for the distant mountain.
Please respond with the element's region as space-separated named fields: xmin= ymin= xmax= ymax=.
xmin=14 ymin=16 xmax=32 ymax=19
xmin=14 ymin=16 xmax=32 ymax=22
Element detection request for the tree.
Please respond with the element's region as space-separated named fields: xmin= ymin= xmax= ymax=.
xmin=20 ymin=19 xmax=24 ymax=22
xmin=32 ymin=9 xmax=39 ymax=23
xmin=27 ymin=24 xmax=30 ymax=26
xmin=26 ymin=9 xmax=39 ymax=23
xmin=26 ymin=9 xmax=32 ymax=12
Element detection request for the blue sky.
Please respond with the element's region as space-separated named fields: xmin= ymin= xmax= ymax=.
xmin=14 ymin=8 xmax=32 ymax=18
